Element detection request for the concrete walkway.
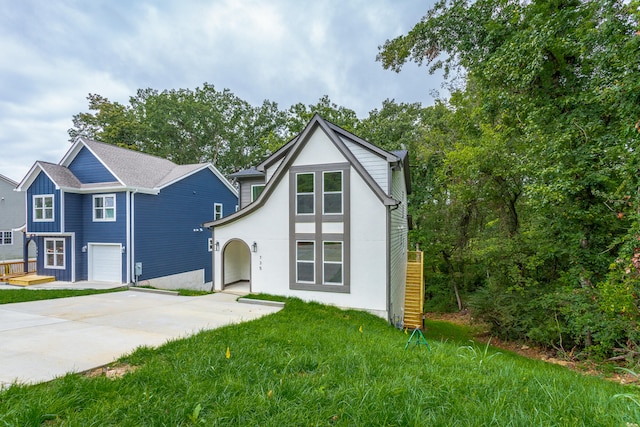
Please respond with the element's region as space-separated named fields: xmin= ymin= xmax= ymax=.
xmin=0 ymin=285 xmax=282 ymax=387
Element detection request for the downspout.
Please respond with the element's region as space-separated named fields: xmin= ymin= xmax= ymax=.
xmin=129 ymin=189 xmax=138 ymax=285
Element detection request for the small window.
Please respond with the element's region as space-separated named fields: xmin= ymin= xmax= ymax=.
xmin=296 ymin=173 xmax=314 ymax=215
xmin=44 ymin=238 xmax=65 ymax=269
xmin=0 ymin=231 xmax=12 ymax=245
xmin=214 ymin=203 xmax=223 ymax=220
xmin=296 ymin=241 xmax=315 ymax=283
xmin=323 ymin=171 xmax=342 ymax=214
xmin=93 ymin=194 xmax=116 ymax=221
xmin=323 ymin=241 xmax=343 ymax=285
xmin=251 ymin=185 xmax=265 ymax=202
xmin=33 ymin=195 xmax=54 ymax=222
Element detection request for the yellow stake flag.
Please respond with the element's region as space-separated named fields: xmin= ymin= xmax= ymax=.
xmin=358 ymin=325 xmax=363 ymax=333
xmin=404 ymin=327 xmax=408 ymax=335
xmin=225 ymin=346 xmax=231 ymax=359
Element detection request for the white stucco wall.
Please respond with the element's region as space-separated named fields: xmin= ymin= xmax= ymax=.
xmin=213 ymin=127 xmax=391 ymax=318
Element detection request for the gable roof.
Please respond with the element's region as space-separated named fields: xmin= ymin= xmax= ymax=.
xmin=17 ymin=138 xmax=237 ymax=196
xmin=0 ymin=173 xmax=18 ymax=188
xmin=204 ymin=114 xmax=405 ymax=228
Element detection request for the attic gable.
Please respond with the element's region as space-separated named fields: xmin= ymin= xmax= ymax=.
xmin=205 ymin=114 xmax=399 ymax=228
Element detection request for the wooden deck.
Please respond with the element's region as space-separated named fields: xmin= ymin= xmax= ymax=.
xmin=403 ymin=251 xmax=424 ymax=329
xmin=0 ymin=260 xmax=49 ymax=286
xmin=7 ymin=275 xmax=56 ymax=286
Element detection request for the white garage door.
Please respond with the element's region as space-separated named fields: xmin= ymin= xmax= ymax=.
xmin=89 ymin=244 xmax=122 ymax=283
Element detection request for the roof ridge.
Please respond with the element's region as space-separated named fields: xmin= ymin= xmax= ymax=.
xmin=81 ymin=138 xmax=179 ymax=166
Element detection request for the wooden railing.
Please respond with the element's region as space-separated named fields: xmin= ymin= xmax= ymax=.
xmin=0 ymin=260 xmax=37 ymax=282
xmin=403 ymin=251 xmax=424 ymax=329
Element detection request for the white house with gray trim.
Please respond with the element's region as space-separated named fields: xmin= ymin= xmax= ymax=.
xmin=0 ymin=174 xmax=28 ymax=261
xmin=204 ymin=114 xmax=411 ymax=322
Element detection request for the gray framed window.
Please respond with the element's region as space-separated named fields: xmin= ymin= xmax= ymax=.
xmin=251 ymin=185 xmax=265 ymax=202
xmin=323 ymin=241 xmax=343 ymax=285
xmin=44 ymin=238 xmax=65 ymax=269
xmin=93 ymin=194 xmax=116 ymax=221
xmin=296 ymin=173 xmax=314 ymax=214
xmin=323 ymin=171 xmax=342 ymax=214
xmin=0 ymin=231 xmax=12 ymax=245
xmin=296 ymin=241 xmax=315 ymax=283
xmin=214 ymin=203 xmax=223 ymax=220
xmin=33 ymin=195 xmax=54 ymax=221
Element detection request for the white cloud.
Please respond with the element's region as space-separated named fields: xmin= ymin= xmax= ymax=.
xmin=0 ymin=0 xmax=440 ymax=181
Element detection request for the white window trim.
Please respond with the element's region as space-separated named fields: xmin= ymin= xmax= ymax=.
xmin=33 ymin=194 xmax=54 ymax=222
xmin=214 ymin=203 xmax=223 ymax=220
xmin=295 ymin=172 xmax=315 ymax=215
xmin=0 ymin=230 xmax=13 ymax=245
xmin=296 ymin=240 xmax=315 ymax=283
xmin=251 ymin=184 xmax=265 ymax=203
xmin=93 ymin=194 xmax=116 ymax=222
xmin=323 ymin=241 xmax=343 ymax=285
xmin=322 ymin=170 xmax=343 ymax=215
xmin=44 ymin=238 xmax=65 ymax=269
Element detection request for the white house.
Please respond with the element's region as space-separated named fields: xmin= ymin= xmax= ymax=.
xmin=204 ymin=114 xmax=411 ymax=322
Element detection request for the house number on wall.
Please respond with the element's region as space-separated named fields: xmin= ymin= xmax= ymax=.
xmin=259 ymin=256 xmax=262 ymax=271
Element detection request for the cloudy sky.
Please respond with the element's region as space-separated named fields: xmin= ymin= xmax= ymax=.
xmin=0 ymin=0 xmax=443 ymax=182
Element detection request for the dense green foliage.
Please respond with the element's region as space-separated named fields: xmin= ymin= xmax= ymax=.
xmin=377 ymin=0 xmax=640 ymax=360
xmin=68 ymin=0 xmax=640 ymax=361
xmin=0 ymin=298 xmax=636 ymax=425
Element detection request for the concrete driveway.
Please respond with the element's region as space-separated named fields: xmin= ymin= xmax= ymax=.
xmin=0 ymin=288 xmax=283 ymax=387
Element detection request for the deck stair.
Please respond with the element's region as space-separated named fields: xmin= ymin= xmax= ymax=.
xmin=0 ymin=260 xmax=48 ymax=286
xmin=8 ymin=275 xmax=56 ymax=286
xmin=403 ymin=251 xmax=424 ymax=329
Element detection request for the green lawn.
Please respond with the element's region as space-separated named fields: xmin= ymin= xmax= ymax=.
xmin=0 ymin=287 xmax=126 ymax=305
xmin=0 ymin=297 xmax=637 ymax=426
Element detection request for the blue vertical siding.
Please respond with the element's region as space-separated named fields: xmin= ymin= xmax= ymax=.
xmin=27 ymin=172 xmax=61 ymax=233
xmin=134 ymin=168 xmax=237 ymax=283
xmin=81 ymin=192 xmax=128 ymax=282
xmin=64 ymin=192 xmax=86 ymax=280
xmin=68 ymin=147 xmax=116 ymax=183
xmin=36 ymin=235 xmax=73 ymax=281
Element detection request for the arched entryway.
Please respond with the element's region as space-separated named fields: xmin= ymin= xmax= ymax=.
xmin=23 ymin=235 xmax=37 ymax=274
xmin=222 ymin=239 xmax=251 ymax=290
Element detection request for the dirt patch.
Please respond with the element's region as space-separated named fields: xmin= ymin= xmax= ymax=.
xmin=84 ymin=363 xmax=138 ymax=380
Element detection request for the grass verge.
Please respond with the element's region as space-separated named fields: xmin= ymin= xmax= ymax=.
xmin=0 ymin=297 xmax=638 ymax=426
xmin=0 ymin=287 xmax=126 ymax=305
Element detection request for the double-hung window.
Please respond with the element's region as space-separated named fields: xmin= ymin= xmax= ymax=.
xmin=0 ymin=231 xmax=12 ymax=245
xmin=296 ymin=173 xmax=314 ymax=214
xmin=296 ymin=241 xmax=315 ymax=283
xmin=93 ymin=194 xmax=116 ymax=221
xmin=323 ymin=171 xmax=342 ymax=214
xmin=323 ymin=241 xmax=343 ymax=284
xmin=44 ymin=238 xmax=65 ymax=269
xmin=214 ymin=203 xmax=223 ymax=220
xmin=33 ymin=195 xmax=54 ymax=221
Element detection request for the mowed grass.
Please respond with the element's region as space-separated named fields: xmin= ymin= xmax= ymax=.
xmin=0 ymin=287 xmax=126 ymax=304
xmin=0 ymin=297 xmax=638 ymax=426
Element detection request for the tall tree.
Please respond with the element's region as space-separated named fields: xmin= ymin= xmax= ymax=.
xmin=379 ymin=0 xmax=640 ymax=355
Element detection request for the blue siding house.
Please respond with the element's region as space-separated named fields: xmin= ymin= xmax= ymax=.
xmin=16 ymin=138 xmax=237 ymax=289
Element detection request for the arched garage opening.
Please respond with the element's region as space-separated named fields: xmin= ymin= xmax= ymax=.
xmin=222 ymin=239 xmax=251 ymax=290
